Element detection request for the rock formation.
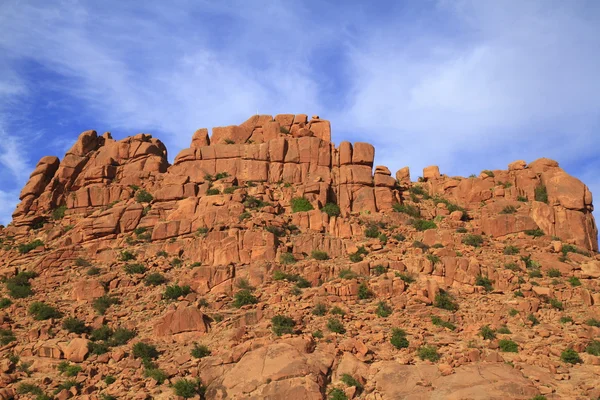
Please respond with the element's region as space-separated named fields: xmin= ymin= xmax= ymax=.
xmin=0 ymin=114 xmax=598 ymax=399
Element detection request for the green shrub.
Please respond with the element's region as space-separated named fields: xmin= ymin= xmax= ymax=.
xmin=549 ymin=298 xmax=563 ymax=310
xmin=328 ymin=388 xmax=348 ymax=400
xmin=349 ymin=252 xmax=363 ymax=263
xmin=586 ymin=340 xmax=600 ymax=356
xmin=29 ymin=302 xmax=61 ymax=320
xmin=339 ymin=269 xmax=358 ymax=280
xmin=243 ymin=195 xmax=269 ymax=209
xmin=372 ymin=265 xmax=388 ymax=276
xmin=330 ymin=306 xmax=346 ymax=316
xmin=547 ymin=268 xmax=561 ymax=278
xmin=509 ymin=308 xmax=519 ymax=317
xmin=109 ymin=328 xmax=136 ymax=346
xmin=504 ymin=245 xmax=519 ymax=255
xmin=0 ymin=329 xmax=16 ymax=345
xmin=434 ymin=291 xmax=458 ymax=311
xmin=312 ymin=250 xmax=329 ymax=260
xmin=163 ymin=285 xmax=191 ymax=300
xmin=215 ymin=171 xmax=229 ymax=180
xmin=396 ymin=272 xmax=415 ymax=284
xmin=524 ymin=228 xmax=544 ymax=238
xmin=57 ymin=361 xmax=82 ymax=376
xmin=172 ymin=378 xmax=204 ymax=398
xmin=191 ymin=343 xmax=211 ymax=358
xmin=390 ymin=328 xmax=409 ymax=349
xmin=393 ymin=233 xmax=406 ymax=241
xmin=119 ymin=250 xmax=136 ymax=261
xmin=514 ymin=290 xmax=524 ymax=297
xmin=417 ymin=345 xmax=440 ymax=362
xmin=92 ymin=295 xmax=119 ymax=315
xmin=144 ymin=367 xmax=168 ymax=384
xmin=499 ymin=339 xmax=519 ymax=352
xmin=74 ymin=257 xmax=91 ymax=267
xmin=0 ymin=297 xmax=12 ymax=309
xmin=568 ymin=276 xmax=582 ymax=287
xmin=16 ymin=383 xmax=44 ymax=395
xmin=87 ymin=266 xmax=101 ymax=276
xmin=233 ymin=289 xmax=258 ymax=308
xmin=534 ymin=184 xmax=548 ymax=203
xmin=321 ymin=203 xmax=340 ymax=217
xmin=327 ymin=318 xmax=346 ymax=334
xmin=280 ymin=252 xmax=296 ymax=264
xmin=504 ymin=262 xmax=520 ymax=271
xmin=62 ymin=317 xmax=88 ymax=334
xmin=475 ymin=275 xmax=493 ymax=292
xmin=291 ymin=197 xmax=314 ymax=213
xmin=497 ymin=325 xmax=511 ymax=334
xmin=104 ymin=375 xmax=116 ymax=385
xmin=517 ymin=195 xmax=528 ymax=202
xmin=431 ymin=315 xmax=456 ymax=331
xmin=132 ymin=342 xmax=159 ymax=360
xmin=364 ymin=224 xmax=380 ymax=238
xmin=528 ymin=269 xmax=542 ymax=278
xmin=585 ymin=318 xmax=600 ymax=327
xmin=560 ymin=348 xmax=582 ymax=364
xmin=500 ymin=205 xmax=517 ymax=214
xmin=426 ymin=254 xmax=441 ymax=265
xmin=340 ymin=373 xmax=363 ymax=390
xmin=357 ymin=282 xmax=372 ymax=299
xmin=87 ymin=341 xmax=110 ymax=355
xmin=171 ymin=258 xmax=183 ymax=267
xmin=480 ymin=325 xmax=496 ymax=340
xmin=144 ymin=273 xmax=166 ymax=286
xmin=312 ymin=330 xmax=324 ymax=339
xmin=411 ymin=219 xmax=437 ymax=231
xmin=527 ymin=314 xmax=540 ymax=326
xmin=482 ymin=170 xmax=495 ymax=177
xmin=271 ymin=315 xmax=295 ymax=336
xmin=376 ymin=301 xmax=393 ymax=318
xmin=462 ymin=234 xmax=484 ymax=247
xmin=18 ymin=239 xmax=44 ymax=254
xmin=393 ymin=203 xmax=420 ymax=217
xmin=413 ymin=240 xmax=429 ymax=251
xmin=312 ymin=303 xmax=327 ymax=316
xmin=90 ymin=325 xmax=113 ymax=341
xmin=53 ymin=380 xmax=80 ymax=395
xmin=5 ymin=271 xmax=37 ymax=298
xmin=206 ymin=188 xmax=221 ymax=196
xmin=52 ymin=205 xmax=68 ymax=220
xmin=135 ymin=189 xmax=153 ymax=203
xmin=530 ymin=396 xmax=547 ymax=400
xmin=559 ymin=316 xmax=573 ymax=324
xmin=236 ymin=278 xmax=254 ymax=290
xmin=124 ymin=263 xmax=146 ymax=274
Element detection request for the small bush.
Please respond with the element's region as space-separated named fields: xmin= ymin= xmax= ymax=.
xmin=18 ymin=239 xmax=44 ymax=254
xmin=327 ymin=318 xmax=346 ymax=334
xmin=504 ymin=245 xmax=519 ymax=255
xmin=509 ymin=308 xmax=519 ymax=316
xmin=482 ymin=170 xmax=495 ymax=177
xmin=339 ymin=269 xmax=358 ymax=280
xmin=271 ymin=315 xmax=295 ymax=336
xmin=312 ymin=250 xmax=329 ymax=260
xmin=0 ymin=329 xmax=16 ymax=345
xmin=340 ymin=373 xmax=363 ymax=390
xmin=104 ymin=375 xmax=116 ymax=385
xmin=88 ymin=341 xmax=110 ymax=355
xmin=528 ymin=313 xmax=540 ymax=326
xmin=524 ymin=228 xmax=544 ymax=238
xmin=75 ymin=257 xmax=91 ymax=267
xmin=357 ymin=282 xmax=372 ymax=299
xmin=172 ymin=378 xmax=204 ymax=398
xmin=393 ymin=203 xmax=420 ymax=217
xmin=560 ymin=348 xmax=582 ymax=364
xmin=549 ymin=298 xmax=563 ymax=310
xmin=144 ymin=273 xmax=167 ymax=286
xmin=5 ymin=271 xmax=37 ymax=298
xmin=480 ymin=325 xmax=496 ymax=340
xmin=475 ymin=275 xmax=493 ymax=292
xmin=499 ymin=339 xmax=519 ymax=353
xmin=171 ymin=258 xmax=183 ymax=267
xmin=109 ymin=328 xmax=136 ymax=346
xmin=291 ymin=197 xmax=314 ymax=213
xmin=321 ymin=203 xmax=340 ymax=217
xmin=132 ymin=342 xmax=159 ymax=360
xmin=372 ymin=265 xmax=388 ymax=276
xmin=434 ymin=291 xmax=458 ymax=311
xmin=328 ymin=388 xmax=348 ymax=400
xmin=312 ymin=330 xmax=324 ymax=339
xmin=124 ymin=263 xmax=146 ymax=274
xmin=411 ymin=219 xmax=437 ymax=231
xmin=393 ymin=233 xmax=406 ymax=241
xmin=534 ymin=184 xmax=548 ymax=203
xmin=559 ymin=316 xmax=573 ymax=324
xmin=144 ymin=367 xmax=168 ymax=384
xmin=57 ymin=361 xmax=82 ymax=376
xmin=376 ymin=301 xmax=393 ymax=318
xmin=280 ymin=252 xmax=296 ymax=264
xmin=547 ymin=268 xmax=561 ymax=278
xmin=92 ymin=295 xmax=119 ymax=315
xmin=517 ymin=195 xmax=528 ymax=202
xmin=191 ymin=343 xmax=211 ymax=358
xmin=568 ymin=276 xmax=581 ymax=287
xmin=497 ymin=325 xmax=511 ymax=334
xmin=586 ymin=340 xmax=600 ymax=356
xmin=364 ymin=224 xmax=380 ymax=238
xmin=29 ymin=302 xmax=62 ymax=320
xmin=53 ymin=379 xmax=80 ymax=395
xmin=206 ymin=188 xmax=221 ymax=196
xmin=87 ymin=266 xmax=101 ymax=276
xmin=312 ymin=303 xmax=327 ymax=316
xmin=396 ymin=272 xmax=415 ymax=284
xmin=0 ymin=297 xmax=12 ymax=309
xmin=500 ymin=205 xmax=517 ymax=214
xmin=233 ymin=289 xmax=258 ymax=308
xmin=462 ymin=234 xmax=484 ymax=247
xmin=52 ymin=205 xmax=68 ymax=220
xmin=135 ymin=189 xmax=153 ymax=203
xmin=16 ymin=383 xmax=44 ymax=395
xmin=215 ymin=171 xmax=229 ymax=180
xmin=163 ymin=285 xmax=191 ymax=300
xmin=585 ymin=318 xmax=600 ymax=327
xmin=431 ymin=315 xmax=456 ymax=331
xmin=417 ymin=345 xmax=440 ymax=362
xmin=62 ymin=317 xmax=88 ymax=334
xmin=119 ymin=250 xmax=136 ymax=261
xmin=413 ymin=240 xmax=429 ymax=251
xmin=390 ymin=328 xmax=409 ymax=349
xmin=330 ymin=306 xmax=346 ymax=316
xmin=426 ymin=254 xmax=441 ymax=265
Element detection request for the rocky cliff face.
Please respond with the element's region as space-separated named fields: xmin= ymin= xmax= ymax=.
xmin=0 ymin=115 xmax=599 ymax=399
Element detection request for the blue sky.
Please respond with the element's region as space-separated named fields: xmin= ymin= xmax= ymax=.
xmin=1 ymin=0 xmax=599 ymax=225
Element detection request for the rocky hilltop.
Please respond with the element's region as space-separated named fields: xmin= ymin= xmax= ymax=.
xmin=0 ymin=114 xmax=599 ymax=399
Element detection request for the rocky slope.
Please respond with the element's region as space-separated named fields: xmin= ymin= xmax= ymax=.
xmin=0 ymin=114 xmax=599 ymax=400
